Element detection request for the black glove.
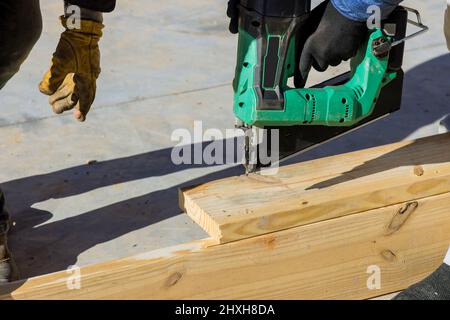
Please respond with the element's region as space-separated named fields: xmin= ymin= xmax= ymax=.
xmin=227 ymin=0 xmax=240 ymax=34
xmin=299 ymin=0 xmax=368 ymax=79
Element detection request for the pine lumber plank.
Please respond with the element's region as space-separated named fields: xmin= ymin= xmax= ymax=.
xmin=2 ymin=192 xmax=450 ymax=300
xmin=180 ymin=133 xmax=450 ymax=243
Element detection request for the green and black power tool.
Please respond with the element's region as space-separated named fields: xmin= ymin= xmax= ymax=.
xmin=232 ymin=0 xmax=428 ymax=173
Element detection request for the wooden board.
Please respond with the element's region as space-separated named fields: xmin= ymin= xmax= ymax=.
xmin=180 ymin=133 xmax=450 ymax=243
xmin=2 ymin=192 xmax=450 ymax=300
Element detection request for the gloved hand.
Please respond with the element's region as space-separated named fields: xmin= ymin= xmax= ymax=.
xmin=299 ymin=0 xmax=367 ymax=79
xmin=39 ymin=16 xmax=104 ymax=122
xmin=227 ymin=0 xmax=240 ymax=34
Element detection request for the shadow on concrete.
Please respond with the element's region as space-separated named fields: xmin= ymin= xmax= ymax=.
xmin=1 ymin=139 xmax=242 ymax=278
xmin=1 ymin=54 xmax=450 ymax=280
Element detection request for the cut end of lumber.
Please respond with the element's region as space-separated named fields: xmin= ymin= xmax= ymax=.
xmin=180 ymin=185 xmax=223 ymax=244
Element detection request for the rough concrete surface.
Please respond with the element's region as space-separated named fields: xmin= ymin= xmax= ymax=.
xmin=0 ymin=0 xmax=449 ymax=279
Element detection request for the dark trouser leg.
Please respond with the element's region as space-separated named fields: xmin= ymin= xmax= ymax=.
xmin=0 ymin=0 xmax=42 ymax=282
xmin=0 ymin=188 xmax=13 ymax=283
xmin=0 ymin=0 xmax=43 ymax=89
xmin=393 ymin=263 xmax=450 ymax=300
xmin=0 ymin=189 xmax=8 ymax=232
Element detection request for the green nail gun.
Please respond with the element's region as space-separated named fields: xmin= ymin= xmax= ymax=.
xmin=232 ymin=0 xmax=428 ymax=173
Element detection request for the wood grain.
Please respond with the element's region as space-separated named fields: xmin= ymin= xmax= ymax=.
xmin=2 ymin=192 xmax=450 ymax=300
xmin=181 ymin=133 xmax=450 ymax=243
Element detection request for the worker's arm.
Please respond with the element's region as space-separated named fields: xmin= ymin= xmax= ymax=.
xmin=227 ymin=0 xmax=402 ymax=34
xmin=299 ymin=0 xmax=403 ymax=78
xmin=227 ymin=1 xmax=403 ymax=79
xmin=332 ymin=0 xmax=402 ymax=21
xmin=38 ymin=1 xmax=115 ymax=122
xmin=64 ymin=0 xmax=116 ymax=13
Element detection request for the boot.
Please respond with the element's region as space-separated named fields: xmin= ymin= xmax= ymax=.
xmin=0 ymin=190 xmax=18 ymax=283
xmin=0 ymin=232 xmax=11 ymax=284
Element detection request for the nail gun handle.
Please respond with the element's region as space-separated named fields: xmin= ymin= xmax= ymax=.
xmin=281 ymin=7 xmax=413 ymax=127
xmin=383 ymin=7 xmax=408 ymax=71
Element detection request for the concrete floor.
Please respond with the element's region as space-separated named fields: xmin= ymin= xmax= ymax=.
xmin=0 ymin=0 xmax=449 ymax=279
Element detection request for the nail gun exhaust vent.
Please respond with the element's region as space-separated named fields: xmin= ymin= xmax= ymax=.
xmin=306 ymin=93 xmax=317 ymax=121
xmin=353 ymin=86 xmax=364 ymax=99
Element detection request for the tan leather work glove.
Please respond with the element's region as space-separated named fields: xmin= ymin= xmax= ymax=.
xmin=39 ymin=16 xmax=104 ymax=122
